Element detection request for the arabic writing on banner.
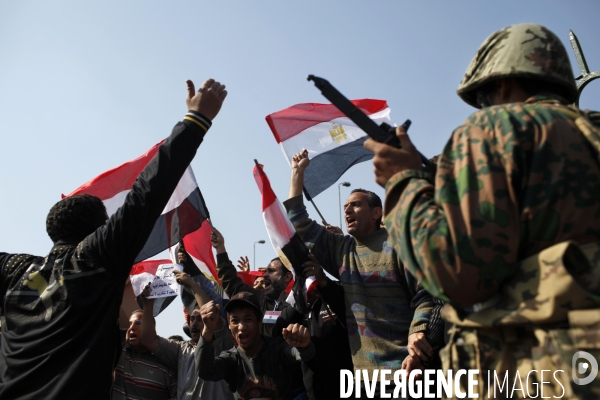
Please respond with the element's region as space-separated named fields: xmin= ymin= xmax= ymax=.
xmin=146 ymin=264 xmax=183 ymax=299
xmin=130 ymin=263 xmax=183 ymax=300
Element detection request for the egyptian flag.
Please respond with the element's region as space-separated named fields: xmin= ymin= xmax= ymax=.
xmin=64 ymin=140 xmax=209 ymax=263
xmin=171 ymin=221 xmax=227 ymax=318
xmin=237 ymin=271 xmax=265 ymax=286
xmin=253 ymin=162 xmax=313 ymax=313
xmin=178 ymin=221 xmax=222 ymax=289
xmin=266 ymin=99 xmax=393 ymax=198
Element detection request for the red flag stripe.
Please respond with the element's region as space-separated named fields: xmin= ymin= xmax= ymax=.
xmin=182 ymin=220 xmax=220 ymax=285
xmin=265 ymin=99 xmax=388 ymax=143
xmin=130 ymin=259 xmax=171 ymax=276
xmin=64 ymin=140 xmax=165 ymax=199
xmin=252 ymin=164 xmax=277 ymax=212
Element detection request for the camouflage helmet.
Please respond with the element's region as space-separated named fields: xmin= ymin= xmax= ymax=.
xmin=457 ymin=23 xmax=578 ymax=108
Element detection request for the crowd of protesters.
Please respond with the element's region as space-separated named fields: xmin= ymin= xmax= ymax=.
xmin=1 ymin=22 xmax=600 ymax=400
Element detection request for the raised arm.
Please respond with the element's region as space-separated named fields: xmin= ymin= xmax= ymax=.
xmin=289 ymin=149 xmax=309 ymax=198
xmin=195 ymin=301 xmax=235 ymax=384
xmin=212 ymin=228 xmax=257 ymax=297
xmin=140 ymin=284 xmax=160 ymax=353
xmin=174 ymin=269 xmax=211 ymax=307
xmin=85 ymin=79 xmax=228 ymax=281
xmin=284 ymin=152 xmax=352 ymax=278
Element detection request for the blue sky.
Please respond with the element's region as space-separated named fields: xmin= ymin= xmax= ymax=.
xmin=1 ymin=1 xmax=598 ymax=337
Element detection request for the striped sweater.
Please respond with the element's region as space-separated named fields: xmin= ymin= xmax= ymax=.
xmin=284 ymin=195 xmax=435 ymax=373
xmin=113 ymin=347 xmax=177 ymax=400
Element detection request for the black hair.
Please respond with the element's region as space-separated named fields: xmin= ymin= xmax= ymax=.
xmin=269 ymin=257 xmax=290 ymax=276
xmin=349 ymin=188 xmax=383 ymax=227
xmin=46 ymin=194 xmax=107 ymax=243
xmin=168 ymin=335 xmax=185 ymax=342
xmin=350 ymin=189 xmax=382 ymax=209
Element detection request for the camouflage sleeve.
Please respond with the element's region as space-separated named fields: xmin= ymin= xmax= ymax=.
xmin=384 ymin=119 xmax=520 ymax=306
xmin=283 ymin=195 xmax=351 ymax=279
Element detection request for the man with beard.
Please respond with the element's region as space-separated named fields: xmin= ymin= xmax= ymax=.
xmin=141 ymin=272 xmax=234 ymax=400
xmin=113 ymin=310 xmax=177 ymax=400
xmin=211 ymin=228 xmax=292 ymax=337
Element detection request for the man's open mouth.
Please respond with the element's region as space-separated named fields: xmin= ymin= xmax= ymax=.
xmin=237 ymin=334 xmax=250 ymax=345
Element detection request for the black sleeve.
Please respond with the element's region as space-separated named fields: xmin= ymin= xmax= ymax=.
xmin=273 ymin=305 xmax=304 ymax=338
xmin=81 ymin=118 xmax=210 ymax=281
xmin=181 ymin=251 xmax=200 ymax=276
xmin=317 ymin=279 xmax=346 ymax=322
xmin=195 ymin=337 xmax=237 ymax=386
xmin=216 ymin=252 xmax=258 ymax=298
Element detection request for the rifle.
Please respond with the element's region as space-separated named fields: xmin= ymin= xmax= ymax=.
xmin=307 ymin=75 xmax=436 ymax=173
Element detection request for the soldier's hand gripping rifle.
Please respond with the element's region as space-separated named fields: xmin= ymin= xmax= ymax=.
xmin=307 ymin=75 xmax=436 ymax=174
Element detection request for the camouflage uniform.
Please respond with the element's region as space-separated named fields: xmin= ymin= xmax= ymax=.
xmin=383 ymin=24 xmax=600 ymax=398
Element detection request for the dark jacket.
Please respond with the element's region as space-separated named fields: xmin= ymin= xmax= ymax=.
xmin=216 ymin=252 xmax=290 ymax=337
xmin=274 ymin=278 xmax=353 ymax=400
xmin=0 ymin=115 xmax=210 ymax=399
xmin=196 ymin=335 xmax=315 ymax=400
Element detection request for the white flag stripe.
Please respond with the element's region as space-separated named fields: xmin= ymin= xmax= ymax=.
xmin=189 ymin=254 xmax=213 ymax=281
xmin=161 ymin=166 xmax=198 ymax=213
xmin=278 ymin=108 xmax=392 ymax=163
xmin=262 ymin=200 xmax=295 ymax=249
xmin=103 ymin=190 xmax=130 ymax=216
xmin=100 ymin=166 xmax=198 ymax=218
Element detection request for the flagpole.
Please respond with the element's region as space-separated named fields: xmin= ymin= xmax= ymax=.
xmin=302 ymin=187 xmax=329 ymax=227
xmin=254 ymin=159 xmax=329 ymax=226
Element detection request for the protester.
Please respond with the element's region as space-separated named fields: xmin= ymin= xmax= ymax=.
xmin=195 ymin=292 xmax=315 ymax=399
xmin=365 ymin=23 xmax=600 ymax=398
xmin=141 ymin=269 xmax=234 ymax=400
xmin=0 ymin=78 xmax=227 ymax=399
xmin=212 ymin=228 xmax=292 ymax=337
xmin=274 ymin=255 xmax=353 ymax=400
xmin=113 ymin=310 xmax=177 ymax=400
xmin=285 ymin=152 xmax=445 ymax=398
xmin=177 ymin=243 xmax=226 ymax=320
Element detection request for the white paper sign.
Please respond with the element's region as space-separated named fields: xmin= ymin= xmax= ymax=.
xmin=146 ymin=264 xmax=183 ymax=299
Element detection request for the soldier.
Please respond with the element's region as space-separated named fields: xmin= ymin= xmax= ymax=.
xmin=365 ymin=23 xmax=600 ymax=399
